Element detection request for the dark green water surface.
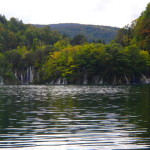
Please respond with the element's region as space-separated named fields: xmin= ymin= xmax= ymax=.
xmin=0 ymin=85 xmax=150 ymax=150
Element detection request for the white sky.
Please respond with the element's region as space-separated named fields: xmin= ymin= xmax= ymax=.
xmin=0 ymin=0 xmax=149 ymax=27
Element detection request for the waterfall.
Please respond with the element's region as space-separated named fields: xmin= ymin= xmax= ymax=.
xmin=25 ymin=66 xmax=34 ymax=84
xmin=124 ymin=74 xmax=130 ymax=84
xmin=56 ymin=78 xmax=61 ymax=84
xmin=94 ymin=76 xmax=99 ymax=84
xmin=83 ymin=74 xmax=88 ymax=85
xmin=99 ymin=77 xmax=103 ymax=84
xmin=62 ymin=78 xmax=67 ymax=84
xmin=50 ymin=78 xmax=67 ymax=85
xmin=141 ymin=74 xmax=149 ymax=84
xmin=113 ymin=75 xmax=117 ymax=84
xmin=26 ymin=67 xmax=29 ymax=83
xmin=15 ymin=70 xmax=17 ymax=78
xmin=50 ymin=80 xmax=54 ymax=84
xmin=29 ymin=66 xmax=34 ymax=83
xmin=0 ymin=76 xmax=4 ymax=85
xmin=15 ymin=70 xmax=20 ymax=82
xmin=20 ymin=73 xmax=24 ymax=84
xmin=13 ymin=67 xmax=34 ymax=84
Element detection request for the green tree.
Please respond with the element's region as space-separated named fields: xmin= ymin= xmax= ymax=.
xmin=71 ymin=34 xmax=87 ymax=45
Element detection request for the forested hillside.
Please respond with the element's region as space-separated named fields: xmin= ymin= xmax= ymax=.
xmin=116 ymin=3 xmax=150 ymax=50
xmin=35 ymin=23 xmax=119 ymax=43
xmin=0 ymin=16 xmax=63 ymax=84
xmin=0 ymin=3 xmax=150 ymax=85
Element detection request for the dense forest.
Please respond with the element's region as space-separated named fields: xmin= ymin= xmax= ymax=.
xmin=0 ymin=3 xmax=150 ymax=85
xmin=35 ymin=23 xmax=119 ymax=43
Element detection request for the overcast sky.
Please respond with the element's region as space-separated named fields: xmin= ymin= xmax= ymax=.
xmin=0 ymin=0 xmax=149 ymax=27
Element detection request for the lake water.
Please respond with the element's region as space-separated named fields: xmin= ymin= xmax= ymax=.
xmin=0 ymin=85 xmax=150 ymax=150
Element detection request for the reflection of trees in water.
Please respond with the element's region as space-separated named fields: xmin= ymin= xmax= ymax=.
xmin=126 ymin=85 xmax=150 ymax=137
xmin=0 ymin=85 xmax=150 ymax=143
xmin=98 ymin=85 xmax=150 ymax=138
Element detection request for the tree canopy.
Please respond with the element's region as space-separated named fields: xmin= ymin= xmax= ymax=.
xmin=0 ymin=3 xmax=150 ymax=84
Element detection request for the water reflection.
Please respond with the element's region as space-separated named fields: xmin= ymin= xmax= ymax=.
xmin=0 ymin=85 xmax=150 ymax=149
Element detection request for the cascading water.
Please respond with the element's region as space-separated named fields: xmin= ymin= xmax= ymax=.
xmin=0 ymin=76 xmax=4 ymax=85
xmin=50 ymin=80 xmax=54 ymax=84
xmin=124 ymin=74 xmax=130 ymax=84
xmin=62 ymin=78 xmax=67 ymax=84
xmin=56 ymin=78 xmax=61 ymax=84
xmin=12 ymin=68 xmax=150 ymax=85
xmin=15 ymin=70 xmax=17 ymax=78
xmin=113 ymin=75 xmax=117 ymax=84
xmin=83 ymin=73 xmax=88 ymax=84
xmin=99 ymin=77 xmax=103 ymax=84
xmin=26 ymin=67 xmax=29 ymax=83
xmin=14 ymin=66 xmax=34 ymax=84
xmin=141 ymin=74 xmax=149 ymax=84
xmin=29 ymin=66 xmax=34 ymax=83
xmin=20 ymin=73 xmax=23 ymax=83
xmin=93 ymin=76 xmax=99 ymax=84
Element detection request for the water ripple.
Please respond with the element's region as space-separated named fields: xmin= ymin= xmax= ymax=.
xmin=0 ymin=85 xmax=150 ymax=149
